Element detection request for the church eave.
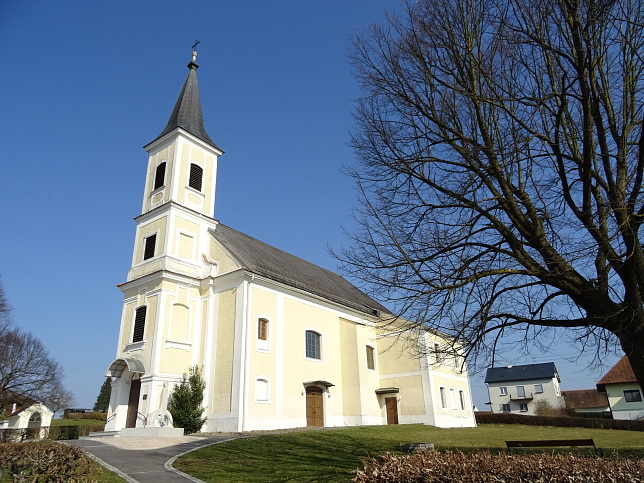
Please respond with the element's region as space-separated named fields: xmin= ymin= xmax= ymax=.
xmin=143 ymin=127 xmax=224 ymax=155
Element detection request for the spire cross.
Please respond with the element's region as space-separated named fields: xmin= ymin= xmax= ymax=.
xmin=192 ymin=39 xmax=200 ymax=51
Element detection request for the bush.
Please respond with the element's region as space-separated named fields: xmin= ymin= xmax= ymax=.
xmin=475 ymin=412 xmax=644 ymax=431
xmin=66 ymin=412 xmax=107 ymax=421
xmin=168 ymin=365 xmax=206 ymax=434
xmin=0 ymin=441 xmax=100 ymax=482
xmin=355 ymin=450 xmax=644 ymax=482
xmin=47 ymin=424 xmax=106 ymax=440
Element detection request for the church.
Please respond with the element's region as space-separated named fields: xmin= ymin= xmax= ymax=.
xmin=104 ymin=50 xmax=476 ymax=433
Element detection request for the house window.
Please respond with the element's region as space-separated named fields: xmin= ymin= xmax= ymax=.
xmin=516 ymin=385 xmax=526 ymax=398
xmin=450 ymin=388 xmax=457 ymax=409
xmin=366 ymin=345 xmax=375 ymax=370
xmin=439 ymin=387 xmax=447 ymax=409
xmin=132 ymin=306 xmax=147 ymax=343
xmin=534 ymin=384 xmax=543 ymax=394
xmin=501 ymin=404 xmax=511 ymax=412
xmin=305 ymin=331 xmax=321 ymax=360
xmin=624 ymin=389 xmax=643 ymax=402
xmin=153 ymin=162 xmax=166 ymax=190
xmin=499 ymin=386 xmax=508 ymax=396
xmin=258 ymin=318 xmax=268 ymax=341
xmin=459 ymin=390 xmax=466 ymax=410
xmin=434 ymin=342 xmax=441 ymax=364
xmin=519 ymin=403 xmax=528 ymax=412
xmin=143 ymin=234 xmax=157 ymax=261
xmin=189 ymin=163 xmax=203 ymax=191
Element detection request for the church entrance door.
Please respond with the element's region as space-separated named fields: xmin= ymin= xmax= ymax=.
xmin=306 ymin=386 xmax=324 ymax=427
xmin=125 ymin=378 xmax=141 ymax=428
xmin=385 ymin=397 xmax=399 ymax=424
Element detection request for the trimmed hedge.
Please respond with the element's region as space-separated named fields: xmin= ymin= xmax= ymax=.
xmin=475 ymin=411 xmax=644 ymax=431
xmin=66 ymin=412 xmax=107 ymax=421
xmin=0 ymin=441 xmax=100 ymax=482
xmin=48 ymin=424 xmax=106 ymax=440
xmin=355 ymin=450 xmax=644 ymax=482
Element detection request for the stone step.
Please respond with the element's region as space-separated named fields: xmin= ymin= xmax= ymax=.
xmin=81 ymin=430 xmax=121 ymax=439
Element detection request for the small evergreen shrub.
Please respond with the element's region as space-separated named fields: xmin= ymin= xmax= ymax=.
xmin=168 ymin=365 xmax=207 ymax=434
xmin=47 ymin=424 xmax=106 ymax=440
xmin=66 ymin=412 xmax=107 ymax=421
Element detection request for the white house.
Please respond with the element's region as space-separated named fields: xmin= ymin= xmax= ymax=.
xmin=104 ymin=50 xmax=476 ymax=435
xmin=485 ymin=363 xmax=564 ymax=415
xmin=597 ymin=356 xmax=644 ymax=420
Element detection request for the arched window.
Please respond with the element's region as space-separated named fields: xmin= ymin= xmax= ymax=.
xmin=305 ymin=330 xmax=321 ymax=360
xmin=366 ymin=345 xmax=376 ymax=370
xmin=189 ymin=163 xmax=203 ymax=191
xmin=132 ymin=306 xmax=147 ymax=343
xmin=153 ymin=162 xmax=166 ymax=190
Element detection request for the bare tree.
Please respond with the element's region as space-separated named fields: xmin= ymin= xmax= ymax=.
xmin=0 ymin=282 xmax=73 ymax=411
xmin=340 ymin=0 xmax=644 ymax=385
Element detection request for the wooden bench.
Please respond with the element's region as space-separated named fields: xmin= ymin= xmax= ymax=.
xmin=505 ymin=439 xmax=603 ymax=456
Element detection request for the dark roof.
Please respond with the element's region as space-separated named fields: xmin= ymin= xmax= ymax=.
xmin=211 ymin=223 xmax=390 ymax=316
xmin=562 ymin=389 xmax=608 ymax=409
xmin=484 ymin=362 xmax=559 ymax=384
xmin=597 ymin=356 xmax=637 ymax=386
xmin=148 ymin=59 xmax=221 ymax=151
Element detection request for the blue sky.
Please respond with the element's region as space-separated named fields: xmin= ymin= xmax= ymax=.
xmin=0 ymin=0 xmax=620 ymax=411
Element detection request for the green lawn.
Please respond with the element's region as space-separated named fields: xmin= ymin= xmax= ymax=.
xmin=174 ymin=424 xmax=644 ymax=482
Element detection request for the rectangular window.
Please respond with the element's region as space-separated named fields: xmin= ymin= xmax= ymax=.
xmin=501 ymin=404 xmax=511 ymax=412
xmin=534 ymin=384 xmax=543 ymax=394
xmin=459 ymin=390 xmax=466 ymax=410
xmin=258 ymin=318 xmax=268 ymax=341
xmin=305 ymin=331 xmax=321 ymax=359
xmin=153 ymin=162 xmax=166 ymax=190
xmin=366 ymin=346 xmax=375 ymax=370
xmin=499 ymin=386 xmax=508 ymax=396
xmin=519 ymin=403 xmax=528 ymax=412
xmin=624 ymin=389 xmax=643 ymax=402
xmin=189 ymin=163 xmax=203 ymax=191
xmin=516 ymin=385 xmax=526 ymax=398
xmin=132 ymin=306 xmax=147 ymax=343
xmin=450 ymin=388 xmax=457 ymax=409
xmin=143 ymin=234 xmax=157 ymax=261
xmin=439 ymin=387 xmax=447 ymax=409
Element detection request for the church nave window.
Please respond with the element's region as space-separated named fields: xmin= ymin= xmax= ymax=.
xmin=132 ymin=306 xmax=147 ymax=343
xmin=366 ymin=345 xmax=376 ymax=370
xmin=258 ymin=318 xmax=268 ymax=341
xmin=305 ymin=330 xmax=321 ymax=360
xmin=189 ymin=163 xmax=203 ymax=191
xmin=153 ymin=162 xmax=166 ymax=190
xmin=143 ymin=234 xmax=157 ymax=261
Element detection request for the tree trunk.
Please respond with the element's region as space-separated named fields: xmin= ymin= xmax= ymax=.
xmin=617 ymin=322 xmax=644 ymax=390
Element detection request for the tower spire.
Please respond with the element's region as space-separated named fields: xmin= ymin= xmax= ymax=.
xmin=148 ymin=44 xmax=220 ymax=151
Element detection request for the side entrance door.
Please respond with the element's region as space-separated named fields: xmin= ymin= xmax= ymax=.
xmin=125 ymin=378 xmax=141 ymax=428
xmin=306 ymin=386 xmax=324 ymax=427
xmin=385 ymin=397 xmax=399 ymax=424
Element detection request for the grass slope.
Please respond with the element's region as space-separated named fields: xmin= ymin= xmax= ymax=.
xmin=174 ymin=424 xmax=644 ymax=482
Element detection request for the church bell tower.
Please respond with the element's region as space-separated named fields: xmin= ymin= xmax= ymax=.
xmin=105 ymin=48 xmax=223 ymax=432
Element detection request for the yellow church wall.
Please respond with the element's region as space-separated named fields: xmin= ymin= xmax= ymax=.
xmin=173 ymin=217 xmax=200 ymax=262
xmin=209 ymin=237 xmax=240 ymax=275
xmin=144 ymin=143 xmax=175 ymax=212
xmin=383 ymin=375 xmax=426 ymax=415
xmin=339 ymin=319 xmax=362 ymax=416
xmin=212 ymin=288 xmax=237 ymax=414
xmin=133 ymin=217 xmax=168 ymax=263
xmin=117 ymin=290 xmax=160 ymax=373
xmin=377 ymin=334 xmax=422 ymax=375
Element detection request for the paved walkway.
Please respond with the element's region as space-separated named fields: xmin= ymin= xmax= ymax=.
xmin=69 ymin=435 xmax=239 ymax=482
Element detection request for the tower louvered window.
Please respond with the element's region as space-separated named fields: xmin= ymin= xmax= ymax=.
xmin=143 ymin=234 xmax=157 ymax=261
xmin=132 ymin=306 xmax=147 ymax=343
xmin=189 ymin=164 xmax=203 ymax=191
xmin=153 ymin=162 xmax=166 ymax=190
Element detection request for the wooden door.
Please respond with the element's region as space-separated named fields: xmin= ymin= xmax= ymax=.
xmin=385 ymin=397 xmax=399 ymax=425
xmin=306 ymin=386 xmax=324 ymax=427
xmin=125 ymin=378 xmax=141 ymax=428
